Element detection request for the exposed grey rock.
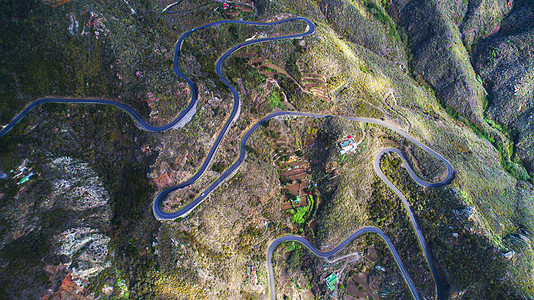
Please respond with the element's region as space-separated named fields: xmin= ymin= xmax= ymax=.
xmin=55 ymin=227 xmax=111 ymax=282
xmin=0 ymin=156 xmax=112 ymax=297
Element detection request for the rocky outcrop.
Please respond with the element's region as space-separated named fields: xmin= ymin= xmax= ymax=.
xmin=0 ymin=157 xmax=112 ymax=299
xmin=55 ymin=227 xmax=111 ymax=281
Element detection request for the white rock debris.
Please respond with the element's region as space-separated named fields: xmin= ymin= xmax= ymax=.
xmin=55 ymin=227 xmax=111 ymax=283
xmin=41 ymin=157 xmax=110 ymax=213
xmin=44 ymin=157 xmax=112 ymax=286
xmin=67 ymin=13 xmax=79 ymax=35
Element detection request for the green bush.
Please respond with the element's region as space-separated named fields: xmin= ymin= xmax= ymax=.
xmin=211 ymin=161 xmax=227 ymax=173
xmin=290 ymin=206 xmax=308 ymax=224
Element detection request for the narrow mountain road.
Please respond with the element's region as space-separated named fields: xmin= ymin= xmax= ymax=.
xmin=267 ymin=227 xmax=421 ymax=300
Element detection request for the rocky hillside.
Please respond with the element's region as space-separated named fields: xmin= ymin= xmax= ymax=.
xmin=0 ymin=157 xmax=112 ymax=299
xmin=473 ymin=0 xmax=534 ymax=176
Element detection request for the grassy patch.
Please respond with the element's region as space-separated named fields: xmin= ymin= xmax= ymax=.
xmin=288 ymin=206 xmax=309 ymax=224
xmin=362 ymin=0 xmax=405 ymax=44
xmin=268 ymin=90 xmax=285 ymax=109
xmin=444 ymin=104 xmax=531 ymax=182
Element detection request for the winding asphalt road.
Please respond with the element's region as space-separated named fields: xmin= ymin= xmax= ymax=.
xmin=0 ymin=6 xmax=454 ymax=300
xmin=267 ymin=227 xmax=421 ymax=300
xmin=248 ymin=112 xmax=452 ymax=300
xmin=0 ymin=16 xmax=315 ymax=218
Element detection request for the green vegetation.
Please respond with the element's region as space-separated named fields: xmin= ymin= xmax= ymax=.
xmin=114 ymin=272 xmax=130 ymax=299
xmin=1 ymin=0 xmax=533 ymax=298
xmin=279 ymin=176 xmax=293 ymax=186
xmin=285 ymin=44 xmax=303 ymax=82
xmin=282 ymin=241 xmax=302 ymax=253
xmin=288 ymin=206 xmax=309 ymax=224
xmin=359 ymin=64 xmax=371 ymax=74
xmin=376 ymin=152 xmax=524 ymax=297
xmin=487 ymin=46 xmax=500 ymax=65
xmin=361 ymin=0 xmax=406 ymax=45
xmin=287 ymin=243 xmax=304 ymax=269
xmin=211 ymin=161 xmax=227 ymax=173
xmin=444 ymin=104 xmax=531 ymax=182
xmin=482 ymin=99 xmax=531 ymax=181
xmin=267 ymin=90 xmax=285 ymax=109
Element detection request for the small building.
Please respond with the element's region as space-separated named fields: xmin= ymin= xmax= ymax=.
xmin=339 ymin=136 xmax=356 ymax=154
xmin=325 ymin=273 xmax=338 ymax=291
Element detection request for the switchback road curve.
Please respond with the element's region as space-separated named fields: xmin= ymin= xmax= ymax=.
xmin=0 ymin=9 xmax=453 ymax=300
xmin=267 ymin=227 xmax=421 ymax=300
xmin=228 ymin=111 xmax=452 ymax=300
xmin=0 ymin=17 xmax=314 ymax=139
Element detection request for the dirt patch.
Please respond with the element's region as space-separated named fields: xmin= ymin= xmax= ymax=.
xmin=286 ymin=183 xmax=300 ymax=195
